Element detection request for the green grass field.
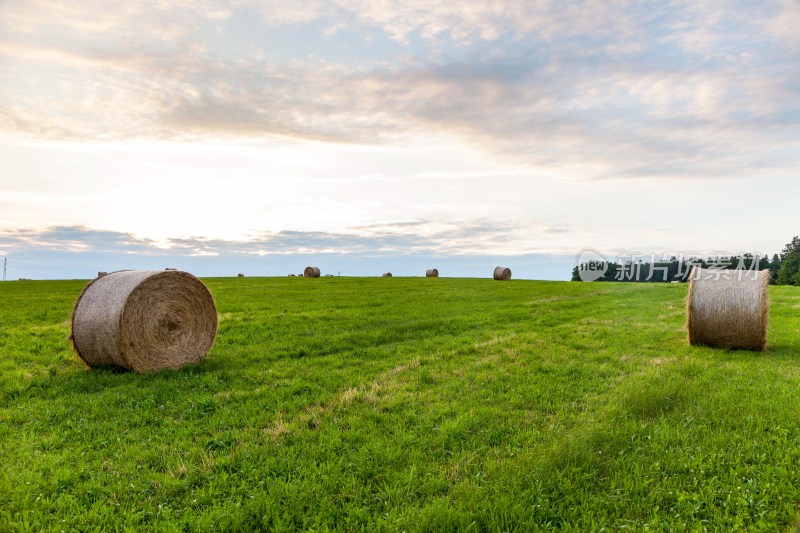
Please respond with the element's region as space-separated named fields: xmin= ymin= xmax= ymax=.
xmin=2 ymin=277 xmax=800 ymax=531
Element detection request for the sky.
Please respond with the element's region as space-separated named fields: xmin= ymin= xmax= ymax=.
xmin=1 ymin=0 xmax=799 ymax=280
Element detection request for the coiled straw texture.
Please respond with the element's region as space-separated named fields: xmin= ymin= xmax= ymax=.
xmin=304 ymin=266 xmax=321 ymax=278
xmin=71 ymin=270 xmax=218 ymax=373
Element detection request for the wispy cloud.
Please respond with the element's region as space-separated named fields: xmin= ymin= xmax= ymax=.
xmin=0 ymin=227 xmax=160 ymax=254
xmin=1 ymin=1 xmax=797 ymax=180
xmin=0 ymin=221 xmax=579 ymax=258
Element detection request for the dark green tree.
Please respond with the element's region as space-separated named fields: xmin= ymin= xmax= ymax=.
xmin=603 ymin=262 xmax=620 ymax=281
xmin=777 ymin=237 xmax=800 ymax=286
xmin=777 ymin=253 xmax=800 ymax=286
xmin=769 ymin=254 xmax=781 ymax=285
xmin=758 ymin=254 xmax=771 ymax=272
xmin=780 ymin=236 xmax=800 ymax=259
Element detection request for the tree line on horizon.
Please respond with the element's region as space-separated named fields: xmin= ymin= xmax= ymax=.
xmin=571 ymin=236 xmax=800 ymax=286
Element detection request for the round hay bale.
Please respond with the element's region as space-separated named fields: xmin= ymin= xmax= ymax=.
xmin=71 ymin=270 xmax=218 ymax=373
xmin=97 ymin=271 xmax=107 ymax=278
xmin=686 ymin=266 xmax=769 ymax=351
xmin=237 ymin=273 xmax=244 ymax=278
xmin=493 ymin=266 xmax=512 ymax=281
xmin=383 ymin=272 xmax=392 ymax=277
xmin=304 ymin=266 xmax=321 ymax=278
xmin=426 ymin=268 xmax=439 ymax=277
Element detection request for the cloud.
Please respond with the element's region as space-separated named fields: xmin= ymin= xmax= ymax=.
xmin=0 ymin=1 xmax=798 ymax=180
xmin=0 ymin=227 xmax=160 ymax=254
xmin=766 ymin=0 xmax=800 ymax=50
xmin=0 ymin=223 xmax=588 ymax=280
xmin=1 ymin=218 xmax=787 ymax=280
xmin=0 ymin=220 xmax=582 ymax=260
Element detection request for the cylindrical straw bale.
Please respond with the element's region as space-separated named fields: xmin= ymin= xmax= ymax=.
xmin=426 ymin=268 xmax=439 ymax=277
xmin=304 ymin=266 xmax=321 ymax=278
xmin=493 ymin=266 xmax=512 ymax=281
xmin=71 ymin=270 xmax=218 ymax=373
xmin=382 ymin=272 xmax=392 ymax=277
xmin=686 ymin=266 xmax=769 ymax=351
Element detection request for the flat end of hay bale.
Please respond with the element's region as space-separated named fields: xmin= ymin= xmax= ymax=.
xmin=493 ymin=266 xmax=512 ymax=281
xmin=71 ymin=270 xmax=218 ymax=373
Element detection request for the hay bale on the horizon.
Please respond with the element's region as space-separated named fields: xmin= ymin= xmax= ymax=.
xmin=237 ymin=273 xmax=244 ymax=278
xmin=71 ymin=270 xmax=218 ymax=373
xmin=288 ymin=274 xmax=296 ymax=277
xmin=686 ymin=266 xmax=769 ymax=351
xmin=493 ymin=266 xmax=512 ymax=281
xmin=383 ymin=272 xmax=392 ymax=277
xmin=304 ymin=266 xmax=321 ymax=278
xmin=97 ymin=272 xmax=107 ymax=278
xmin=426 ymin=268 xmax=439 ymax=277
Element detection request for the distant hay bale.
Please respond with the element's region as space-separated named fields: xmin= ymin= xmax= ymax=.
xmin=426 ymin=268 xmax=439 ymax=277
xmin=383 ymin=272 xmax=392 ymax=277
xmin=493 ymin=266 xmax=512 ymax=281
xmin=237 ymin=273 xmax=244 ymax=278
xmin=97 ymin=272 xmax=107 ymax=278
xmin=686 ymin=266 xmax=769 ymax=351
xmin=71 ymin=270 xmax=218 ymax=373
xmin=288 ymin=274 xmax=296 ymax=277
xmin=304 ymin=266 xmax=321 ymax=278
xmin=165 ymin=267 xmax=177 ymax=271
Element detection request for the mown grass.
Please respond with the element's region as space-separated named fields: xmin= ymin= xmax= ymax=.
xmin=1 ymin=276 xmax=800 ymax=531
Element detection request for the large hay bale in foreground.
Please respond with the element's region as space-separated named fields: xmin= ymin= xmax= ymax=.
xmin=383 ymin=272 xmax=392 ymax=277
xmin=304 ymin=266 xmax=321 ymax=278
xmin=686 ymin=266 xmax=769 ymax=351
xmin=71 ymin=270 xmax=218 ymax=373
xmin=426 ymin=268 xmax=439 ymax=277
xmin=493 ymin=266 xmax=512 ymax=281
